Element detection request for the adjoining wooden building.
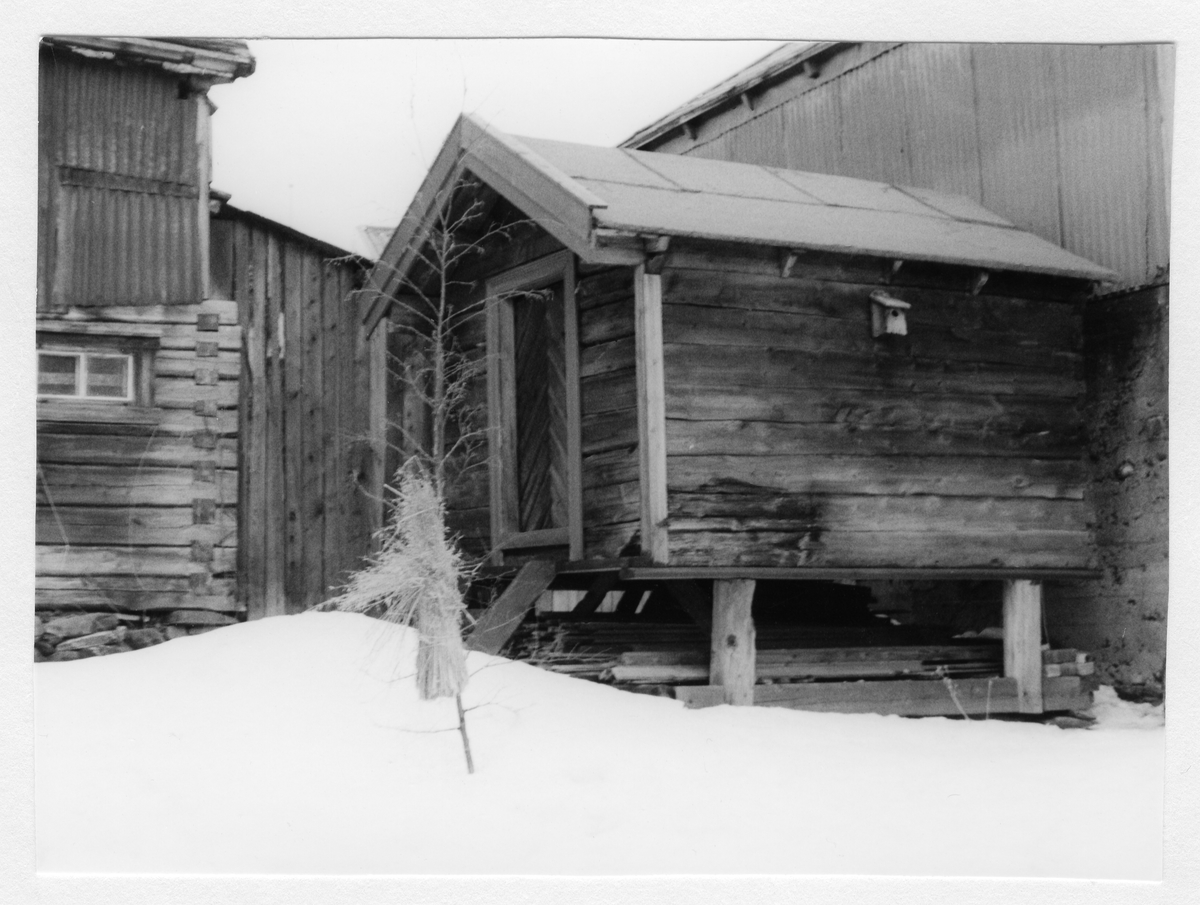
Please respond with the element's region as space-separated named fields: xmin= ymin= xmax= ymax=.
xmin=366 ymin=113 xmax=1113 ymax=715
xmin=622 ymin=41 xmax=1172 ymax=700
xmin=35 ymin=37 xmax=382 ymax=654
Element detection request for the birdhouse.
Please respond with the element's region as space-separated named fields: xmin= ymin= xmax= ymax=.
xmin=870 ymin=289 xmax=911 ymax=337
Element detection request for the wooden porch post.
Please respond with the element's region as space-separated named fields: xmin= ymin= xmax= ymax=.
xmin=634 ymin=264 xmax=669 ymax=563
xmin=711 ymin=579 xmax=756 ymax=705
xmin=1003 ymin=579 xmax=1044 ymax=714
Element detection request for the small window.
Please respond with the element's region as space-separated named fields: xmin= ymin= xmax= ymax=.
xmin=37 ymin=351 xmax=134 ymax=402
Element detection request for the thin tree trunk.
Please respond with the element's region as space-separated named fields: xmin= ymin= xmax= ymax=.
xmin=455 ymin=693 xmax=475 ymax=774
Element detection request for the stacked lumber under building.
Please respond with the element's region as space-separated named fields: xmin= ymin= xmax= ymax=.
xmin=502 ymin=615 xmax=1095 ymax=708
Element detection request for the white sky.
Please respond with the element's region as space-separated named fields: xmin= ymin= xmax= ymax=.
xmin=208 ymin=39 xmax=786 ymax=256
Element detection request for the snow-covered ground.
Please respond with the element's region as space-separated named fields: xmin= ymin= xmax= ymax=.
xmin=34 ymin=611 xmax=1163 ymax=878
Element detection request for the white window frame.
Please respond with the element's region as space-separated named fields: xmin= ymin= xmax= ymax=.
xmin=37 ymin=349 xmax=136 ymax=403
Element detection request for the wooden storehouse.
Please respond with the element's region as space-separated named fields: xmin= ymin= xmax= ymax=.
xmin=367 ymin=114 xmax=1113 ymax=715
xmin=622 ymin=41 xmax=1172 ymax=700
xmin=35 ymin=37 xmax=382 ymax=653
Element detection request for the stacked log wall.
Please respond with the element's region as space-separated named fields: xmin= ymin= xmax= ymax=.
xmin=659 ymin=245 xmax=1094 ymax=570
xmin=577 ymin=267 xmax=641 ymax=559
xmin=36 ymin=300 xmax=241 ymax=622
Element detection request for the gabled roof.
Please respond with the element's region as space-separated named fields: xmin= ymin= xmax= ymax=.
xmin=41 ymin=36 xmax=255 ymax=83
xmin=369 ymin=114 xmax=1112 ymax=324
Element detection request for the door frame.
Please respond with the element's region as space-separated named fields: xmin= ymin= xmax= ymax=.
xmin=485 ymin=250 xmax=583 ymax=562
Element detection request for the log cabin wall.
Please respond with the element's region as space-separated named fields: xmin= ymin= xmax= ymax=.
xmin=36 ymin=300 xmax=241 ymax=626
xmin=577 ymin=266 xmax=641 ymax=559
xmin=210 ymin=207 xmax=380 ymax=617
xmin=659 ymin=242 xmax=1094 ymax=571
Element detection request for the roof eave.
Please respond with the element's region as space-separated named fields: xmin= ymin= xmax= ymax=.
xmin=42 ymin=36 xmax=255 ymax=82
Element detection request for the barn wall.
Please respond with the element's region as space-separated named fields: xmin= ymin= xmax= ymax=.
xmin=577 ymin=267 xmax=641 ymax=559
xmin=1046 ymin=284 xmax=1169 ymax=698
xmin=659 ymin=245 xmax=1093 ymax=570
xmin=644 ymin=42 xmax=1172 ymax=291
xmin=38 ymin=47 xmax=209 ymax=309
xmin=211 ymin=213 xmax=377 ymax=617
xmin=36 ymin=300 xmax=241 ymax=625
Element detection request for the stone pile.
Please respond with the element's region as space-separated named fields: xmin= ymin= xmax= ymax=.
xmin=34 ymin=611 xmax=232 ymax=662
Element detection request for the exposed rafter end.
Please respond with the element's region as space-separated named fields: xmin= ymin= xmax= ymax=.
xmin=889 ymin=259 xmax=905 ymax=282
xmin=780 ymin=249 xmax=802 ymax=279
xmin=800 ymin=59 xmax=821 ymax=79
xmin=681 ymin=120 xmax=697 ymax=141
xmin=642 ymin=235 xmax=671 ymax=275
xmin=971 ymin=271 xmax=990 ymax=295
xmin=740 ymin=92 xmax=755 ymax=113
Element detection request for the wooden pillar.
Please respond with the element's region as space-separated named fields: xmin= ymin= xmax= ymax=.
xmin=710 ymin=579 xmax=756 ymax=706
xmin=634 ymin=264 xmax=669 ymax=563
xmin=1003 ymin=579 xmax=1044 ymax=714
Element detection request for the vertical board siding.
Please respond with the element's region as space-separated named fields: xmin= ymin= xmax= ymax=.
xmin=226 ymin=212 xmax=374 ymax=616
xmin=39 ymin=49 xmax=205 ymax=308
xmin=651 ymin=42 xmax=1169 ymax=288
xmin=35 ymin=300 xmax=241 ymax=614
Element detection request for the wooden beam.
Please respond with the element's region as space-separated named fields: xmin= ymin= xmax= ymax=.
xmin=710 ymin=579 xmax=756 ymax=705
xmin=467 ymin=559 xmax=557 ymax=655
xmin=615 ymin=588 xmax=647 ymax=615
xmin=779 ymin=250 xmax=800 ymax=279
xmin=634 ymin=265 xmax=669 ymax=563
xmin=621 ymin=566 xmax=1102 ymax=582
xmin=662 ymin=579 xmax=712 ymax=631
xmin=571 ymin=571 xmax=620 ymax=616
xmin=562 ymin=258 xmax=585 ymax=560
xmin=1003 ymin=579 xmax=1044 ymax=714
xmin=675 ymin=676 xmax=1091 ymax=715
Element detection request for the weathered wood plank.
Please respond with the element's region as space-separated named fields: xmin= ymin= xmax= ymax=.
xmin=675 ymin=676 xmax=1091 ymax=715
xmin=667 ymin=528 xmax=1094 ymax=570
xmin=263 ymin=232 xmax=286 ymax=616
xmin=665 ymin=384 xmax=1081 ymax=432
xmin=579 ymin=297 xmax=635 ymax=346
xmin=38 ymin=430 xmax=236 ymax=469
xmin=37 ymin=464 xmax=236 ymax=506
xmin=582 ymin=409 xmax=640 ymax=455
xmin=581 ymin=369 xmax=638 ymax=416
xmin=666 ymin=418 xmax=1083 ymax=460
xmin=665 ymin=342 xmax=1082 ymax=399
xmin=36 ymin=544 xmax=237 ymax=577
xmin=37 ymin=574 xmax=237 ymax=595
xmin=154 ymin=376 xmax=239 ymax=408
xmin=301 ymin=251 xmax=327 ymax=608
xmin=283 ymin=243 xmax=306 ymax=612
xmin=467 ymin=559 xmax=557 ymax=655
xmin=634 ymin=266 xmax=668 ymax=563
xmin=37 ymin=506 xmax=236 ymax=547
xmin=581 ymin=336 xmax=636 ymax=380
xmin=667 ymin=494 xmax=1092 ymax=534
xmin=667 ymin=454 xmax=1085 ymax=500
xmin=581 ymin=446 xmax=640 ymax=490
xmin=35 ymin=589 xmax=239 ymax=613
xmin=1004 ymin=579 xmax=1045 ymax=714
xmin=241 ymin=221 xmax=269 ymax=618
xmin=584 ymin=521 xmax=641 ymax=560
xmin=711 ymin=579 xmax=756 ymax=705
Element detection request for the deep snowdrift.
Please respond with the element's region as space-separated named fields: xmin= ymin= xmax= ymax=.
xmin=34 ymin=611 xmax=1163 ymax=877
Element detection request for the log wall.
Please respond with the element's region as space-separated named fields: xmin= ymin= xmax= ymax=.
xmin=659 ymin=244 xmax=1094 ymax=570
xmin=36 ymin=300 xmax=241 ymax=620
xmin=577 ymin=267 xmax=641 ymax=559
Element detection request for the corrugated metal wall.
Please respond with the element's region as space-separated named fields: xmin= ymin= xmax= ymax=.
xmin=655 ymin=43 xmax=1172 ymax=289
xmin=38 ymin=47 xmax=206 ymax=308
